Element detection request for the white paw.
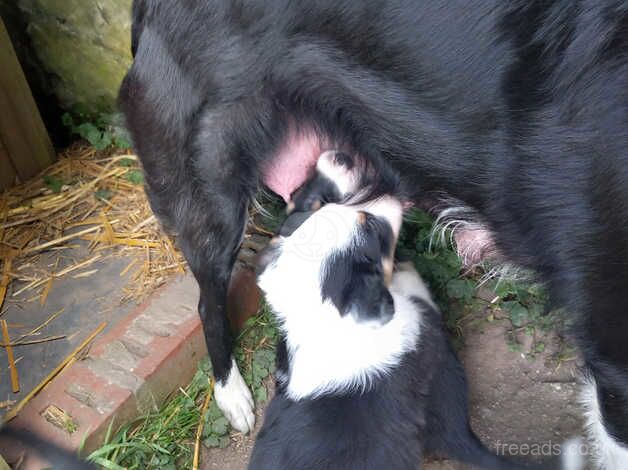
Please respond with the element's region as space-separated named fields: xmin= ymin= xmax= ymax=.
xmin=214 ymin=359 xmax=255 ymax=433
xmin=561 ymin=437 xmax=586 ymax=470
xmin=395 ymin=261 xmax=416 ymax=273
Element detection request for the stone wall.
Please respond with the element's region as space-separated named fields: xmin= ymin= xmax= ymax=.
xmin=1 ymin=0 xmax=132 ymax=116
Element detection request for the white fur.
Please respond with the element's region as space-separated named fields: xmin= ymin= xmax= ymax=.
xmin=352 ymin=196 xmax=404 ymax=241
xmin=477 ymin=263 xmax=533 ymax=286
xmin=428 ymin=203 xmax=538 ymax=285
xmin=262 ymin=270 xmax=423 ymax=401
xmin=392 ymin=261 xmax=437 ymax=309
xmin=560 ymin=438 xmax=586 ymax=470
xmin=430 ymin=206 xmax=478 ymax=250
xmin=427 ymin=202 xmax=497 ymax=269
xmin=316 ymin=150 xmax=360 ymax=196
xmin=581 ymin=376 xmax=628 ymax=469
xmin=258 ymin=199 xmax=429 ymax=400
xmin=213 ymin=359 xmax=255 ymax=433
xmin=290 ymin=288 xmax=421 ymax=400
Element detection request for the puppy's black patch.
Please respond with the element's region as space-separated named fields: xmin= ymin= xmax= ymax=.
xmin=320 ymin=212 xmax=395 ymax=324
xmin=289 ymin=173 xmax=342 ymax=213
xmin=279 ymin=210 xmax=315 ymax=237
xmin=289 ymin=152 xmax=355 ymax=213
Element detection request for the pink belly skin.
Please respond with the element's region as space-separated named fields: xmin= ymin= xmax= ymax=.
xmin=455 ymin=228 xmax=498 ymax=268
xmin=261 ymin=128 xmax=498 ymax=266
xmin=262 ymin=127 xmax=324 ymax=202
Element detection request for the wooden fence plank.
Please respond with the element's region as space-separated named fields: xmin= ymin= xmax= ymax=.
xmin=0 ymin=17 xmax=54 ymax=183
xmin=0 ymin=137 xmax=17 ymax=190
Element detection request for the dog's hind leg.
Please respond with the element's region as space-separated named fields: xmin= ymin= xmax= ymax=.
xmin=574 ymin=239 xmax=628 ymax=468
xmin=581 ymin=368 xmax=628 ymax=469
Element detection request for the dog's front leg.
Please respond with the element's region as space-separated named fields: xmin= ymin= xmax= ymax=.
xmin=173 ymin=105 xmax=264 ymax=434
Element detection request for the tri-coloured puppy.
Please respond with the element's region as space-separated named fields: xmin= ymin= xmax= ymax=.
xmin=252 ymin=196 xmax=579 ymax=470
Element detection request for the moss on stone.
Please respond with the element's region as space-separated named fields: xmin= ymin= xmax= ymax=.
xmin=15 ymin=0 xmax=132 ymax=115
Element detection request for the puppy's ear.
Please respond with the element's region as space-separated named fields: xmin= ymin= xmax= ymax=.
xmin=321 ymin=211 xmax=396 ymax=325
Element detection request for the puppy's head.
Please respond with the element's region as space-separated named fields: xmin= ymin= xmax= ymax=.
xmin=258 ymin=196 xmax=403 ymax=326
xmin=287 ymin=150 xmax=359 ymax=214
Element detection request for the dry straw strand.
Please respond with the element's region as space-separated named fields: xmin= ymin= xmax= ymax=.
xmin=1 ymin=319 xmax=19 ymax=393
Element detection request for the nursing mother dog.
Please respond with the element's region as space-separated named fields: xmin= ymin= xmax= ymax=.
xmin=119 ymin=2 xmax=628 ymax=467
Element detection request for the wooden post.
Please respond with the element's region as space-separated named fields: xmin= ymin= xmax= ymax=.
xmin=0 ymin=17 xmax=54 ymax=190
xmin=0 ymin=138 xmax=17 ymax=189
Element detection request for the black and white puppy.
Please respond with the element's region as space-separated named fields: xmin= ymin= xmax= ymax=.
xmin=252 ymin=197 xmax=579 ymax=470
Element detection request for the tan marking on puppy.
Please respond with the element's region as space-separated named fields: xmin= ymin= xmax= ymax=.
xmin=311 ymin=200 xmax=322 ymax=211
xmin=286 ymin=201 xmax=296 ymax=214
xmin=357 ymin=211 xmax=368 ymax=225
xmin=352 ymin=196 xmax=403 ymax=285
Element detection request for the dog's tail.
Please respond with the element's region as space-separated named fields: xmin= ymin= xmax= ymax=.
xmin=0 ymin=426 xmax=95 ymax=469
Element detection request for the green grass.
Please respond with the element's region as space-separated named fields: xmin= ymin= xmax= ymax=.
xmin=89 ymin=206 xmax=560 ymax=468
xmin=87 ymin=307 xmax=278 ymax=469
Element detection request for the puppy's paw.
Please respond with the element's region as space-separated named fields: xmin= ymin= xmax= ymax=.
xmin=391 ymin=264 xmax=436 ymax=307
xmin=394 ymin=261 xmax=416 ymax=273
xmin=214 ymin=359 xmax=255 ymax=433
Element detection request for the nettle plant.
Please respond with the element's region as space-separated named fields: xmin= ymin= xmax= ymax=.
xmin=62 ymin=112 xmax=132 ymax=151
xmin=396 ymin=209 xmax=557 ymax=342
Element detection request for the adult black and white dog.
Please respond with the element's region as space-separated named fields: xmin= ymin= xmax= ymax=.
xmin=252 ymin=196 xmax=578 ymax=470
xmin=119 ymin=1 xmax=628 ymax=466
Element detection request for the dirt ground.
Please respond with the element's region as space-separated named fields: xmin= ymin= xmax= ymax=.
xmin=201 ymin=310 xmax=584 ymax=470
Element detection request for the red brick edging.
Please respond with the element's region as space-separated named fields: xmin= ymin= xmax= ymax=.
xmin=1 ymin=273 xmax=206 ymax=468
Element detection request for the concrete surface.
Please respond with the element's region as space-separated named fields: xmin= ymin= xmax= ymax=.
xmin=0 ymin=243 xmax=137 ymax=406
xmin=0 ymin=273 xmax=208 ymax=469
